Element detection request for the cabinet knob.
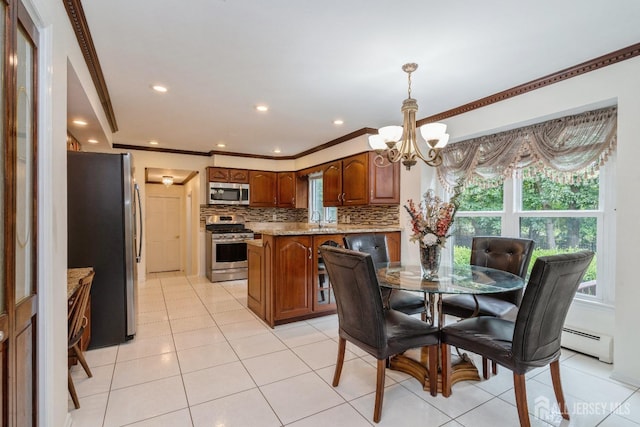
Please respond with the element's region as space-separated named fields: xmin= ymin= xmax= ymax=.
xmin=308 ymin=247 xmax=312 ymax=260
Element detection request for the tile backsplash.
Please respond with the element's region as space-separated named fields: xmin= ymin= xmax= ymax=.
xmin=199 ymin=205 xmax=399 ymax=226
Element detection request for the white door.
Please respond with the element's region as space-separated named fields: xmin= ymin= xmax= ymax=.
xmin=147 ymin=195 xmax=181 ymax=272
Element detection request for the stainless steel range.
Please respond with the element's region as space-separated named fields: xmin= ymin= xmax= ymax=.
xmin=205 ymin=215 xmax=254 ymax=282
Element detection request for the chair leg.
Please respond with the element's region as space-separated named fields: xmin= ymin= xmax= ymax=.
xmin=441 ymin=344 xmax=452 ymax=397
xmin=428 ymin=345 xmax=438 ymax=396
xmin=69 ymin=370 xmax=80 ymax=409
xmin=513 ymin=373 xmax=531 ymax=427
xmin=492 ymin=360 xmax=498 ymax=375
xmin=373 ymin=359 xmax=386 ymax=423
xmin=550 ymin=360 xmax=570 ymax=420
xmin=482 ymin=357 xmax=490 ymax=379
xmin=332 ymin=337 xmax=346 ymax=387
xmin=72 ymin=344 xmax=93 ymax=378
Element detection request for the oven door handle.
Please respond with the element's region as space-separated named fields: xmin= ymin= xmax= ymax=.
xmin=214 ymin=238 xmax=254 ymax=244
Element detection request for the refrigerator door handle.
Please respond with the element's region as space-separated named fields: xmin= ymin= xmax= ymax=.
xmin=135 ymin=183 xmax=143 ymax=263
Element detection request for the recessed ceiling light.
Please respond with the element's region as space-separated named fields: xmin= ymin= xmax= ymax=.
xmin=152 ymin=85 xmax=168 ymax=93
xmin=256 ymin=105 xmax=269 ymax=112
xmin=216 ymin=143 xmax=226 ymax=148
xmin=87 ymin=139 xmax=99 ymax=144
xmin=273 ymin=148 xmax=281 ymax=154
xmin=333 ymin=119 xmax=344 ymax=125
xmin=149 ymin=140 xmax=159 ymax=145
xmin=73 ymin=119 xmax=88 ymax=126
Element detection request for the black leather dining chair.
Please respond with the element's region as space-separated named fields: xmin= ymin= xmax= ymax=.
xmin=442 ymin=236 xmax=535 ymax=377
xmin=441 ymin=236 xmax=535 ymax=320
xmin=319 ymin=245 xmax=440 ymax=423
xmin=343 ymin=234 xmax=426 ymax=318
xmin=440 ymin=251 xmax=594 ymax=427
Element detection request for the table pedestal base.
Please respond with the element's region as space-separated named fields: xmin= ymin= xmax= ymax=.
xmin=389 ymin=350 xmax=480 ymax=393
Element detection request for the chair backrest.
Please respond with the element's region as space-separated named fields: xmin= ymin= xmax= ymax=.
xmin=319 ymin=245 xmax=387 ymax=351
xmin=512 ymin=251 xmax=594 ymax=365
xmin=470 ymin=236 xmax=535 ymax=305
xmin=68 ymin=270 xmax=95 ymax=347
xmin=343 ymin=234 xmax=389 ymax=264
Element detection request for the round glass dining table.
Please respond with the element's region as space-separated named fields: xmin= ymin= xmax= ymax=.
xmin=375 ymin=262 xmax=526 ymax=392
xmin=375 ymin=262 xmax=526 ymax=328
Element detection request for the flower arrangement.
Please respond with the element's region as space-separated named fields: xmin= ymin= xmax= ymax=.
xmin=404 ymin=183 xmax=464 ymax=248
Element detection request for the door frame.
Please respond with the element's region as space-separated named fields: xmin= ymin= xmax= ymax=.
xmin=145 ymin=183 xmax=185 ymax=273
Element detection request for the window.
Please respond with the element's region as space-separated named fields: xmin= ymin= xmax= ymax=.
xmin=308 ymin=172 xmax=337 ymax=224
xmin=452 ymin=162 xmax=613 ymax=302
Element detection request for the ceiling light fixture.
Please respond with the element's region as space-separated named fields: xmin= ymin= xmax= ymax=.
xmin=73 ymin=119 xmax=88 ymax=126
xmin=152 ymin=85 xmax=168 ymax=93
xmin=149 ymin=140 xmax=159 ymax=145
xmin=161 ymin=176 xmax=174 ymax=187
xmin=273 ymin=148 xmax=281 ymax=154
xmin=88 ymin=139 xmax=99 ymax=144
xmin=368 ymin=63 xmax=449 ymax=170
xmin=333 ymin=119 xmax=344 ymax=125
xmin=216 ymin=143 xmax=226 ymax=148
xmin=256 ymin=105 xmax=269 ymax=112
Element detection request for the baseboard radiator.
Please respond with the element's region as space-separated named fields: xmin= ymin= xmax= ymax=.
xmin=562 ymin=327 xmax=613 ymax=363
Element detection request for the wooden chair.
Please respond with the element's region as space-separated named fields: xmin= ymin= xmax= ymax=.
xmin=441 ymin=251 xmax=594 ymax=427
xmin=68 ymin=270 xmax=95 ymax=409
xmin=319 ymin=246 xmax=439 ymax=423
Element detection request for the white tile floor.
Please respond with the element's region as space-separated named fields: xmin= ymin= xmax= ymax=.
xmin=69 ymin=272 xmax=640 ymax=427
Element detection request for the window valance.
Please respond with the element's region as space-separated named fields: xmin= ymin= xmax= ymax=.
xmin=437 ymin=106 xmax=617 ymax=191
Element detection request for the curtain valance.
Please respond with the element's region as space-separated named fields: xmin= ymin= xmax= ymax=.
xmin=437 ymin=106 xmax=617 ymax=191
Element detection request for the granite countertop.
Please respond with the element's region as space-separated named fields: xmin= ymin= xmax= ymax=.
xmin=249 ymin=222 xmax=402 ymax=236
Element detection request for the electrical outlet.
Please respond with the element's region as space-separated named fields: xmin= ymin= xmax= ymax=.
xmin=272 ymin=214 xmax=277 ymax=221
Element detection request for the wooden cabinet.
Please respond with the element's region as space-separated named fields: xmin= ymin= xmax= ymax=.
xmin=312 ymin=234 xmax=344 ymax=313
xmin=207 ymin=167 xmax=249 ymax=183
xmin=249 ymin=170 xmax=277 ymax=206
xmin=274 ymin=236 xmax=313 ymax=321
xmin=382 ymin=231 xmax=401 ymax=262
xmin=369 ymin=153 xmax=401 ymax=205
xmin=323 ymin=152 xmax=399 ymax=206
xmin=247 ymin=243 xmax=266 ymax=319
xmin=249 ymin=171 xmax=308 ymax=208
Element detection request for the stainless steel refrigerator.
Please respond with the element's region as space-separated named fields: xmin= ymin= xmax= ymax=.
xmin=67 ymin=151 xmax=141 ymax=348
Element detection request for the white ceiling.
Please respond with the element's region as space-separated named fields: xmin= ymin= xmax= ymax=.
xmin=68 ymin=0 xmax=640 ymax=157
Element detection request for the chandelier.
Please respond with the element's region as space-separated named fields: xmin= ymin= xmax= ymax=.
xmin=368 ymin=63 xmax=449 ymax=170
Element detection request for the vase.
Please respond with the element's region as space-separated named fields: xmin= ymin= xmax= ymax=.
xmin=420 ymin=244 xmax=441 ymax=279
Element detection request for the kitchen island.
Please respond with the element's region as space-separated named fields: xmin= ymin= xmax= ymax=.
xmin=246 ymin=224 xmax=402 ymax=327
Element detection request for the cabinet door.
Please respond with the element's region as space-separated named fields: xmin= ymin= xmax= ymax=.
xmin=313 ymin=234 xmax=343 ymax=313
xmin=368 ymin=152 xmax=400 ymax=204
xmin=382 ymin=232 xmax=401 ymax=262
xmin=247 ymin=244 xmax=265 ymax=319
xmin=274 ymin=236 xmax=313 ymax=320
xmin=249 ymin=171 xmax=277 ymax=207
xmin=342 ymin=153 xmax=368 ymax=206
xmin=208 ymin=167 xmax=230 ymax=182
xmin=322 ymin=160 xmax=342 ymax=207
xmin=229 ymin=169 xmax=249 ymax=183
xmin=277 ymin=172 xmax=296 ymax=208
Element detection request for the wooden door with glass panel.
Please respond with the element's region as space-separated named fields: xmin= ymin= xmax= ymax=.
xmin=0 ymin=2 xmax=39 ymax=425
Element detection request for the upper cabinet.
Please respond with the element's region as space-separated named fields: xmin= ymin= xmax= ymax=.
xmin=323 ymin=152 xmax=399 ymax=207
xmin=249 ymin=170 xmax=277 ymax=206
xmin=250 ymin=170 xmax=308 ymax=208
xmin=208 ymin=167 xmax=249 ymax=183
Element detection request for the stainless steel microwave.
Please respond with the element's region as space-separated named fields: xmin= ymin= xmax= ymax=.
xmin=208 ymin=182 xmax=250 ymax=205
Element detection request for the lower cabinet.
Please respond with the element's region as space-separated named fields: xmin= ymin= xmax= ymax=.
xmin=248 ymin=232 xmax=399 ymax=327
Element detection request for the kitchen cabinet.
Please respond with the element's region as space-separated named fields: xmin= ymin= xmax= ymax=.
xmin=312 ymin=234 xmax=344 ymax=313
xmin=248 ymin=231 xmax=397 ymax=326
xmin=249 ymin=170 xmax=277 ymax=206
xmin=207 ymin=167 xmax=249 ymax=183
xmin=249 ymin=170 xmax=308 ymax=208
xmin=323 ymin=152 xmax=400 ymax=207
xmin=274 ymin=236 xmax=313 ymax=321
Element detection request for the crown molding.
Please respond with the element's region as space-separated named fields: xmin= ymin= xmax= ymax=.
xmin=417 ymin=42 xmax=640 ymax=126
xmin=63 ymin=0 xmax=118 ymax=133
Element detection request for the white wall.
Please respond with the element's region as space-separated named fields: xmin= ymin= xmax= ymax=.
xmin=402 ymin=57 xmax=640 ymax=385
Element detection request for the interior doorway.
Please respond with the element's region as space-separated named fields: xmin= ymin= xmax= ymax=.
xmin=146 ymin=186 xmax=182 ymax=273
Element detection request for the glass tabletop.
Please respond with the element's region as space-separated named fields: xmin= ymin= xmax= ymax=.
xmin=376 ymin=262 xmax=525 ymax=295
